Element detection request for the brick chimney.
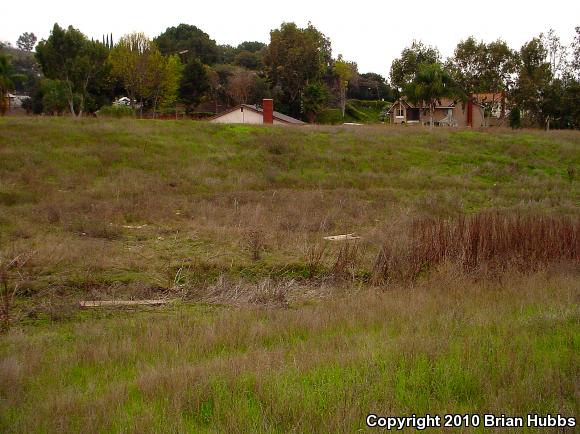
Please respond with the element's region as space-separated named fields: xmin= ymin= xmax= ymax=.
xmin=262 ymin=99 xmax=273 ymax=124
xmin=467 ymin=95 xmax=473 ymax=127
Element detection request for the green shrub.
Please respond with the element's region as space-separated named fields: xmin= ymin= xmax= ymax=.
xmin=40 ymin=79 xmax=69 ymax=115
xmin=316 ymin=108 xmax=344 ymax=124
xmin=98 ymin=105 xmax=135 ymax=118
xmin=190 ymin=112 xmax=216 ymax=119
xmin=509 ymin=107 xmax=521 ymax=129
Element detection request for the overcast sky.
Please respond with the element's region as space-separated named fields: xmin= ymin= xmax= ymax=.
xmin=3 ymin=0 xmax=579 ymax=76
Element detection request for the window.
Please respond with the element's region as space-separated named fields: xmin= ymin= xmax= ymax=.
xmin=396 ymin=108 xmax=404 ymax=117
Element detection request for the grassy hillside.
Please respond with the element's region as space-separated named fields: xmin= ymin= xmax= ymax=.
xmin=0 ymin=118 xmax=579 ymax=432
xmin=0 ymin=118 xmax=577 ymax=291
xmin=317 ymin=100 xmax=390 ymax=123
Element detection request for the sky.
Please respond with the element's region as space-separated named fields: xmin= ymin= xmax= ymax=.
xmin=3 ymin=0 xmax=579 ymax=76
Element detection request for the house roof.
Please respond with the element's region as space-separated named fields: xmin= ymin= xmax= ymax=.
xmin=387 ymin=97 xmax=480 ymax=113
xmin=472 ymin=92 xmax=504 ymax=102
xmin=209 ymin=104 xmax=305 ymax=125
xmin=386 ymin=98 xmax=412 ymax=113
xmin=7 ymin=94 xmax=30 ymax=100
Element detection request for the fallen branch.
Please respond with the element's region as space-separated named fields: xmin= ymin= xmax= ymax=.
xmin=79 ymin=299 xmax=173 ymax=308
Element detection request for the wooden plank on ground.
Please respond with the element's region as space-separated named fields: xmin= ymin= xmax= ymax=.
xmin=323 ymin=233 xmax=361 ymax=241
xmin=79 ymin=299 xmax=171 ymax=308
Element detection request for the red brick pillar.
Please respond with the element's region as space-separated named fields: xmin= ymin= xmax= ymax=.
xmin=467 ymin=96 xmax=473 ymax=127
xmin=263 ymin=99 xmax=273 ymax=124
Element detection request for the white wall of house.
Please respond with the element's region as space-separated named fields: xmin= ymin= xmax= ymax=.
xmin=390 ymin=102 xmax=406 ymax=124
xmin=8 ymin=94 xmax=30 ymax=108
xmin=210 ymin=107 xmax=285 ymax=125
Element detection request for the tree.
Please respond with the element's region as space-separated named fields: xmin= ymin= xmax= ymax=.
xmin=348 ymin=72 xmax=394 ymax=101
xmin=159 ymin=54 xmax=183 ymax=112
xmin=479 ymin=40 xmax=518 ymax=125
xmin=302 ymin=82 xmax=327 ymax=122
xmin=205 ymin=65 xmax=221 ymax=113
xmin=148 ymin=49 xmax=171 ymax=115
xmin=512 ymin=29 xmax=572 ymax=129
xmin=226 ymin=68 xmax=255 ymax=105
xmin=236 ymin=41 xmax=266 ymax=53
xmin=556 ymin=79 xmax=580 ymax=129
xmin=36 ymin=24 xmax=109 ymax=117
xmin=7 ymin=52 xmax=41 ymax=94
xmin=232 ymin=42 xmax=266 ymax=69
xmin=40 ymin=79 xmax=69 ymax=115
xmin=155 ymin=24 xmax=218 ymax=65
xmin=0 ymin=54 xmax=13 ymax=116
xmin=447 ymin=37 xmax=482 ymax=95
xmin=2 ymin=37 xmax=43 ymax=94
xmin=217 ymin=44 xmax=236 ymax=64
xmin=210 ymin=64 xmax=235 ymax=105
xmin=404 ymin=62 xmax=455 ymax=128
xmin=333 ymin=55 xmax=356 ymax=117
xmin=234 ymin=50 xmax=261 ymax=70
xmin=512 ymin=37 xmax=552 ymax=127
xmin=512 ymin=30 xmax=580 ymax=130
xmin=542 ymin=29 xmax=568 ymax=79
xmin=390 ymin=41 xmax=441 ymax=91
xmin=509 ymin=106 xmax=521 ymax=129
xmin=249 ymin=75 xmax=270 ymax=104
xmin=16 ymin=32 xmax=37 ymax=52
xmin=180 ymin=57 xmax=209 ymax=111
xmin=572 ymin=27 xmax=580 ymax=79
xmin=264 ymin=22 xmax=332 ymax=117
xmin=109 ymin=32 xmax=167 ymax=116
xmin=448 ymin=37 xmax=517 ymax=126
xmin=26 ymin=77 xmax=70 ymax=115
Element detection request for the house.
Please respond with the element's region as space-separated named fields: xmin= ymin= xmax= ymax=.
xmin=113 ymin=97 xmax=132 ymax=106
xmin=387 ymin=95 xmax=506 ymax=127
xmin=209 ymin=99 xmax=304 ymax=125
xmin=471 ymin=92 xmax=507 ymax=125
xmin=8 ymin=93 xmax=30 ymax=110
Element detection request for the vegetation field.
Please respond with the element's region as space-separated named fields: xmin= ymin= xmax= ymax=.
xmin=0 ymin=118 xmax=579 ymax=433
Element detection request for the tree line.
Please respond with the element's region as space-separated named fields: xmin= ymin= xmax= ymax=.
xmin=0 ymin=22 xmax=578 ymax=128
xmin=391 ymin=32 xmax=579 ymax=129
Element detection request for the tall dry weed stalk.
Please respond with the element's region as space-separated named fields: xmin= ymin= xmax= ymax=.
xmin=331 ymin=242 xmax=360 ymax=281
xmin=304 ymin=241 xmax=327 ymax=278
xmin=244 ymin=229 xmax=266 ymax=261
xmin=374 ymin=213 xmax=579 ymax=283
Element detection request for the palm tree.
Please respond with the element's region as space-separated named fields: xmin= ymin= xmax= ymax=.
xmin=404 ymin=63 xmax=456 ymax=128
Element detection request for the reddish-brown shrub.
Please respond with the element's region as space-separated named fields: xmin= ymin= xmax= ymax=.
xmin=374 ymin=213 xmax=579 ymax=282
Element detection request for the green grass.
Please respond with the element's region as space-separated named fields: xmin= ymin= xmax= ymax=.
xmin=0 ymin=118 xmax=577 ymax=292
xmin=1 ymin=273 xmax=578 ymax=433
xmin=0 ymin=118 xmax=578 ymax=432
xmin=317 ymin=100 xmax=390 ymax=124
xmin=0 ymin=118 xmax=577 ymax=195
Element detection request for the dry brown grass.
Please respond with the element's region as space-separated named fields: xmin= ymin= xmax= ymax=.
xmin=0 ymin=119 xmax=578 ymax=431
xmin=0 ymin=118 xmax=577 ymax=299
xmin=373 ymin=213 xmax=579 ymax=283
xmin=0 ymin=251 xmax=35 ymax=332
xmin=303 ymin=240 xmax=327 ymax=278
